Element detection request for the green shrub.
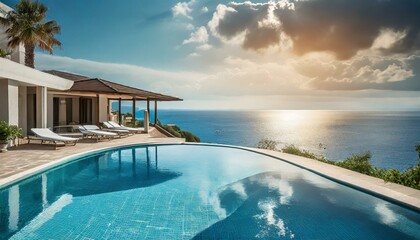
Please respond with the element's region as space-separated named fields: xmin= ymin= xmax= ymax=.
xmin=9 ymin=125 xmax=23 ymax=139
xmin=0 ymin=48 xmax=12 ymax=58
xmin=135 ymin=120 xmax=144 ymax=127
xmin=161 ymin=125 xmax=182 ymax=138
xmin=416 ymin=144 xmax=420 ymax=159
xmin=157 ymin=121 xmax=200 ymax=142
xmin=0 ymin=121 xmax=22 ymax=141
xmin=400 ymin=163 xmax=420 ymax=189
xmin=258 ymin=139 xmax=420 ymax=190
xmin=180 ymin=131 xmax=201 ymax=142
xmin=336 ymin=152 xmax=374 ymax=175
xmin=0 ymin=120 xmax=12 ymax=141
xmin=383 ymin=169 xmax=402 ymax=184
xmin=256 ymin=139 xmax=278 ymax=151
xmin=281 ymin=144 xmax=334 ymax=164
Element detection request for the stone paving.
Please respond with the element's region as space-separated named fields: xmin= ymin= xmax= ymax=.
xmin=0 ymin=128 xmax=184 ymax=187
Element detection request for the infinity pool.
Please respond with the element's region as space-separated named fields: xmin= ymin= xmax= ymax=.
xmin=0 ymin=144 xmax=419 ymax=239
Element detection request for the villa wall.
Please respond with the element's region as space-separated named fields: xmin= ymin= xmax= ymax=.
xmin=26 ymin=88 xmax=36 ymax=134
xmin=0 ymin=2 xmax=25 ymax=64
xmin=98 ymin=95 xmax=108 ymax=123
xmin=72 ymin=97 xmax=79 ymax=123
xmin=92 ymin=98 xmax=98 ymax=124
xmin=0 ymin=27 xmax=25 ymax=64
xmin=48 ymin=95 xmax=106 ymax=126
xmin=58 ymin=99 xmax=66 ymax=125
xmin=47 ymin=93 xmax=54 ymax=128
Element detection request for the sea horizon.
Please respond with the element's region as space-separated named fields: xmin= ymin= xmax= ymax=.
xmin=113 ymin=106 xmax=420 ymax=171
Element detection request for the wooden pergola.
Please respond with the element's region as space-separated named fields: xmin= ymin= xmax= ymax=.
xmin=45 ymin=70 xmax=182 ymax=126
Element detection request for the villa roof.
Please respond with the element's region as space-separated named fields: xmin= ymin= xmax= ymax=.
xmin=0 ymin=59 xmax=74 ymax=90
xmin=0 ymin=2 xmax=13 ymax=18
xmin=44 ymin=70 xmax=182 ymax=101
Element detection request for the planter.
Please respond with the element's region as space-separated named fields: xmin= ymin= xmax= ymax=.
xmin=0 ymin=141 xmax=8 ymax=153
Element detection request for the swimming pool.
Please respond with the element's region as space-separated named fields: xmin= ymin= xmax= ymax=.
xmin=0 ymin=144 xmax=419 ymax=239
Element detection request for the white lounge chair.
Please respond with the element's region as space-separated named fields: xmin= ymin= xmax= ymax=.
xmin=107 ymin=121 xmax=144 ymax=133
xmin=79 ymin=125 xmax=118 ymax=142
xmin=30 ymin=128 xmax=79 ymax=148
xmin=102 ymin=121 xmax=135 ymax=134
xmin=100 ymin=122 xmax=131 ymax=136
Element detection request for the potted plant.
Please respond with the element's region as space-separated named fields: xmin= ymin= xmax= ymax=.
xmin=0 ymin=120 xmax=12 ymax=152
xmin=0 ymin=121 xmax=22 ymax=152
xmin=9 ymin=124 xmax=23 ymax=147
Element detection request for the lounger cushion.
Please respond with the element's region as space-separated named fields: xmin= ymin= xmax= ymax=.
xmin=108 ymin=121 xmax=143 ymax=132
xmin=80 ymin=126 xmax=117 ymax=136
xmin=31 ymin=128 xmax=78 ymax=142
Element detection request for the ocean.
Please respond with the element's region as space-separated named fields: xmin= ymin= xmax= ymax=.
xmin=120 ymin=107 xmax=420 ymax=171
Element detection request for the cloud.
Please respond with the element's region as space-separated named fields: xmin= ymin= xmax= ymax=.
xmin=208 ymin=2 xmax=290 ymax=48
xmin=188 ymin=52 xmax=201 ymax=57
xmin=295 ymin=52 xmax=420 ymax=91
xmin=197 ymin=44 xmax=212 ymax=51
xmin=183 ymin=26 xmax=209 ymax=44
xmin=200 ymin=56 xmax=307 ymax=96
xmin=35 ymin=54 xmax=205 ymax=98
xmin=185 ymin=23 xmax=195 ymax=30
xmin=172 ymin=0 xmax=195 ymax=20
xmin=201 ymin=6 xmax=209 ymax=13
xmin=208 ymin=0 xmax=420 ymax=59
xmin=34 ymin=53 xmax=420 ymax=110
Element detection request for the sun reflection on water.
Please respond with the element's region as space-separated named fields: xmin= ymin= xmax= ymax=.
xmin=256 ymin=110 xmax=337 ymax=153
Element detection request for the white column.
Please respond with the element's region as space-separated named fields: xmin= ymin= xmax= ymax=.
xmin=8 ymin=185 xmax=20 ymax=232
xmin=98 ymin=95 xmax=108 ymax=123
xmin=18 ymin=86 xmax=27 ymax=136
xmin=36 ymin=86 xmax=47 ymax=128
xmin=0 ymin=79 xmax=19 ymax=126
xmin=144 ymin=110 xmax=149 ymax=133
xmin=47 ymin=93 xmax=54 ymax=128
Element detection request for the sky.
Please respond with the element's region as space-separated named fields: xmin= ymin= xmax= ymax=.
xmin=3 ymin=0 xmax=420 ymax=110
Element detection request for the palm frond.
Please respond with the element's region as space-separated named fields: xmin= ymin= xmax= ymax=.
xmin=1 ymin=0 xmax=61 ymax=66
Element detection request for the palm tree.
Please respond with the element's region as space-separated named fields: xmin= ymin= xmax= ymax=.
xmin=0 ymin=0 xmax=61 ymax=68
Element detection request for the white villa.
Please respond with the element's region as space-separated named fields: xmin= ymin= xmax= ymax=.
xmin=0 ymin=2 xmax=181 ymax=136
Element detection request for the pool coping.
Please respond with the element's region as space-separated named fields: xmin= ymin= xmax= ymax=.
xmin=1 ymin=142 xmax=419 ymax=212
xmin=0 ymin=140 xmax=182 ymax=189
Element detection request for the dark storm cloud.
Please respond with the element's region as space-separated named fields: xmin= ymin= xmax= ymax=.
xmin=210 ymin=0 xmax=420 ymax=59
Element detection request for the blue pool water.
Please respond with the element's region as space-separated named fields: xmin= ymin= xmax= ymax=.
xmin=1 ymin=144 xmax=419 ymax=239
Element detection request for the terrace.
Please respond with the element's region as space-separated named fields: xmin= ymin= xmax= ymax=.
xmin=0 ymin=128 xmax=185 ymax=187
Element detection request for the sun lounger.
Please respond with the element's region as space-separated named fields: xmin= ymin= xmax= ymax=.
xmin=30 ymin=128 xmax=79 ymax=149
xmin=102 ymin=121 xmax=135 ymax=134
xmin=100 ymin=122 xmax=131 ymax=136
xmin=107 ymin=121 xmax=144 ymax=133
xmin=79 ymin=125 xmax=118 ymax=142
